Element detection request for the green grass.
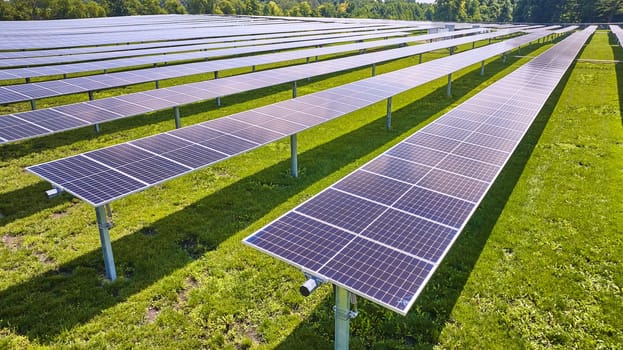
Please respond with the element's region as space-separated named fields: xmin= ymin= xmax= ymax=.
xmin=1 ymin=31 xmax=621 ymax=349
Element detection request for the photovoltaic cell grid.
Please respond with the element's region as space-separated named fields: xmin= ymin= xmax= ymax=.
xmin=0 ymin=25 xmax=410 ymax=60
xmin=0 ymin=27 xmax=481 ymax=81
xmin=0 ymin=29 xmax=522 ymax=143
xmin=0 ymin=28 xmax=413 ymax=69
xmin=0 ymin=28 xmax=495 ymax=106
xmin=0 ymin=20 xmax=402 ymax=50
xmin=244 ymin=26 xmax=595 ymax=315
xmin=26 ymin=28 xmax=564 ymax=206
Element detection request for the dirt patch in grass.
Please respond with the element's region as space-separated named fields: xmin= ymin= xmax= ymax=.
xmin=35 ymin=251 xmax=54 ymax=265
xmin=175 ymin=276 xmax=198 ymax=309
xmin=2 ymin=234 xmax=22 ymax=251
xmin=145 ymin=306 xmax=160 ymax=324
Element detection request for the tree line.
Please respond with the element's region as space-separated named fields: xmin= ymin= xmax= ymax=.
xmin=0 ymin=0 xmax=621 ymax=22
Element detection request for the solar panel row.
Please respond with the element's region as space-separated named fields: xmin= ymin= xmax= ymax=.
xmin=0 ymin=27 xmax=474 ymax=81
xmin=1 ymin=28 xmax=520 ymax=144
xmin=0 ymin=28 xmax=414 ymax=68
xmin=0 ymin=25 xmax=407 ymax=60
xmin=610 ymin=25 xmax=623 ymax=47
xmin=244 ymin=26 xmax=595 ymax=315
xmin=26 ymin=28 xmax=560 ymax=207
xmin=0 ymin=21 xmax=410 ymax=51
xmin=0 ymin=27 xmax=495 ymax=104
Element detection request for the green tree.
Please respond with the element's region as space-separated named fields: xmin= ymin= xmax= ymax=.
xmin=141 ymin=0 xmax=165 ymax=14
xmin=597 ymin=0 xmax=623 ymax=21
xmin=298 ymin=0 xmax=311 ymax=16
xmin=265 ymin=0 xmax=283 ymax=15
xmin=163 ymin=0 xmax=186 ymax=13
xmin=244 ymin=0 xmax=260 ymax=15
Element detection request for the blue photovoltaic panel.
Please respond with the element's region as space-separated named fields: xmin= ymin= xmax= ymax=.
xmin=296 ymin=189 xmax=387 ymax=233
xmin=244 ymin=27 xmax=594 ymax=315
xmin=27 ymin=28 xmax=571 ymax=207
xmin=246 ymin=212 xmax=354 ymax=272
xmin=1 ymin=28 xmax=538 ymax=145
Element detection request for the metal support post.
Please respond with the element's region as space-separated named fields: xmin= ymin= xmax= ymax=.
xmin=63 ymin=74 xmax=67 ymax=79
xmin=371 ymin=63 xmax=376 ymax=77
xmin=292 ymin=81 xmax=297 ymax=98
xmin=290 ymin=134 xmax=298 ymax=178
xmin=95 ymin=205 xmax=117 ymax=281
xmin=334 ymin=286 xmax=351 ymax=350
xmin=104 ymin=69 xmax=107 ymax=74
xmin=30 ymin=100 xmax=36 ymax=110
xmin=419 ymin=53 xmax=423 ymax=64
xmin=306 ymin=57 xmax=310 ymax=64
xmin=155 ymin=80 xmax=160 ymax=89
xmin=517 ymin=46 xmax=521 ymax=55
xmin=446 ymin=73 xmax=452 ymax=97
xmin=26 ymin=77 xmax=30 ymax=83
xmin=480 ymin=60 xmax=485 ymax=76
xmin=88 ymin=91 xmax=94 ymax=100
xmin=252 ymin=65 xmax=256 ymax=72
xmin=216 ymin=96 xmax=221 ymax=107
xmin=472 ymin=41 xmax=475 ymax=49
xmin=174 ymin=106 xmax=181 ymax=129
xmin=94 ymin=123 xmax=100 ymax=133
xmin=214 ymin=71 xmax=218 ymax=79
xmin=502 ymin=53 xmax=507 ymax=63
xmin=315 ymin=55 xmax=318 ymax=62
xmin=386 ymin=97 xmax=392 ymax=130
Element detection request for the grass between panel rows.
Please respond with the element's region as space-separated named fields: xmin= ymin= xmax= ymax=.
xmin=1 ymin=31 xmax=620 ymax=349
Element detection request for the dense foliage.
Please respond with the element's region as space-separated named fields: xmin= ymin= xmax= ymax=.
xmin=1 ymin=0 xmax=622 ymax=22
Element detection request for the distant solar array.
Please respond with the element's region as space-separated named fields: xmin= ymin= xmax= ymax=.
xmin=0 ymin=20 xmax=415 ymax=51
xmin=0 ymin=28 xmax=414 ymax=68
xmin=0 ymin=27 xmax=491 ymax=104
xmin=0 ymin=27 xmax=468 ymax=81
xmin=0 ymin=25 xmax=406 ymax=60
xmin=27 ymin=28 xmax=558 ymax=207
xmin=1 ymin=28 xmax=517 ymax=144
xmin=244 ymin=26 xmax=595 ymax=315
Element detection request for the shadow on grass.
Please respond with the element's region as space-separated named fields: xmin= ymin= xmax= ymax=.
xmin=274 ymin=39 xmax=580 ymax=350
xmin=608 ymin=32 xmax=623 ymax=126
xmin=0 ymin=43 xmax=545 ymax=344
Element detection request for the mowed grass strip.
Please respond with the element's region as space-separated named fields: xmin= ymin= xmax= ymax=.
xmin=2 ymin=31 xmax=616 ymax=350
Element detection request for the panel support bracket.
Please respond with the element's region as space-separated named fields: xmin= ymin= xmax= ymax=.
xmin=371 ymin=63 xmax=376 ymax=77
xmin=95 ymin=205 xmax=117 ymax=281
xmin=30 ymin=99 xmax=36 ymax=110
xmin=290 ymin=134 xmax=298 ymax=178
xmin=480 ymin=60 xmax=485 ymax=76
xmin=334 ymin=286 xmax=357 ymax=350
xmin=292 ymin=81 xmax=297 ymax=98
xmin=447 ymin=73 xmax=452 ymax=97
xmin=174 ymin=106 xmax=181 ymax=129
xmin=386 ymin=97 xmax=392 ymax=130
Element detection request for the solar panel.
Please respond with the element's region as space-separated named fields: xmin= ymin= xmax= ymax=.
xmin=0 ymin=28 xmax=412 ymax=68
xmin=25 ymin=28 xmax=566 ymax=209
xmin=0 ymin=25 xmax=410 ymax=60
xmin=0 ymin=29 xmax=515 ymax=143
xmin=0 ymin=27 xmax=485 ymax=81
xmin=610 ymin=25 xmax=623 ymax=47
xmin=243 ymin=26 xmax=595 ymax=315
xmin=1 ymin=19 xmax=410 ymax=51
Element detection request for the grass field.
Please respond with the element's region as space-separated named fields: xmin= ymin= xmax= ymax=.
xmin=0 ymin=30 xmax=622 ymax=349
